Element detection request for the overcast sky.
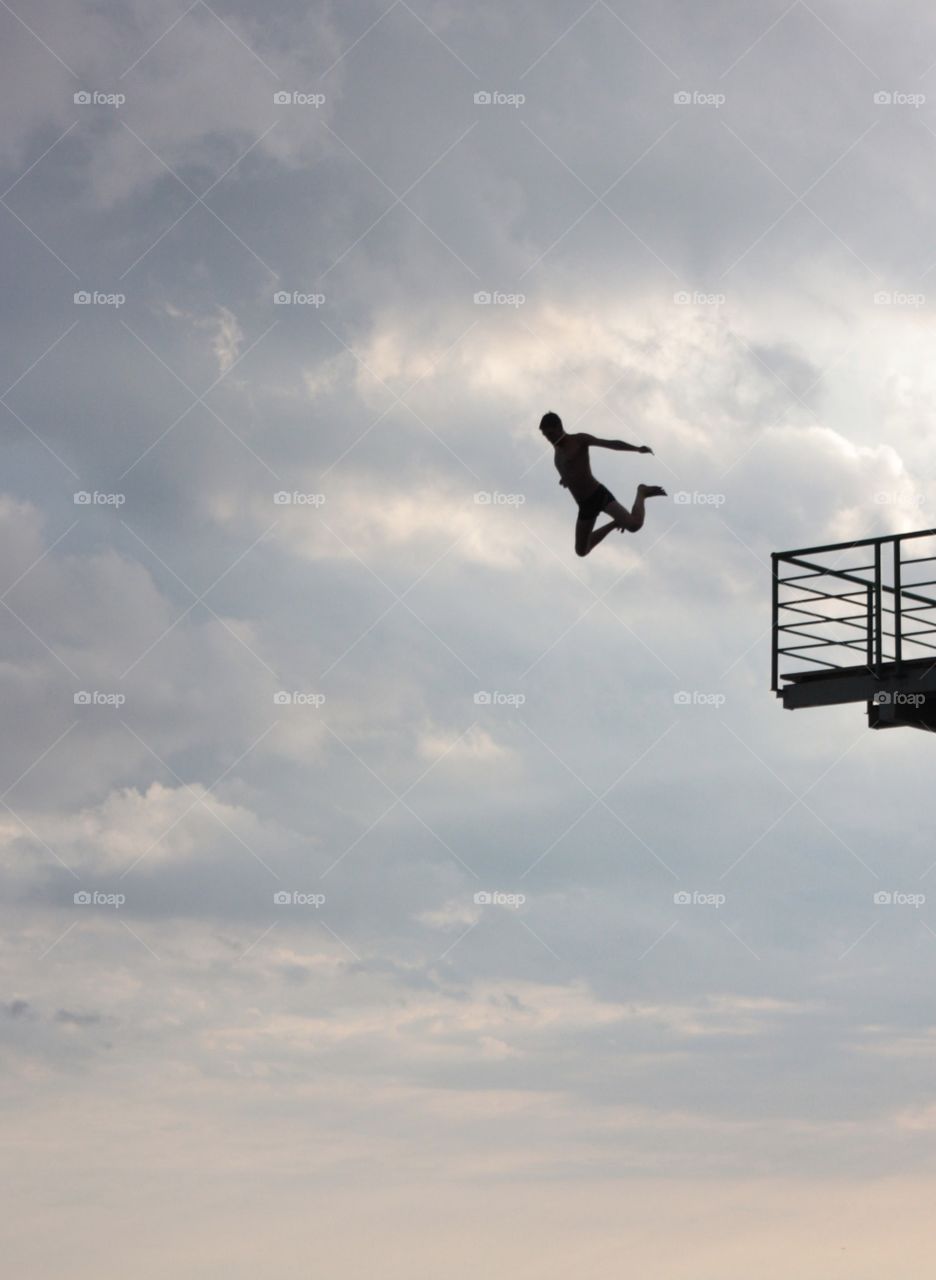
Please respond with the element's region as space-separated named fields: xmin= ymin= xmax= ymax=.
xmin=4 ymin=1 xmax=936 ymax=1276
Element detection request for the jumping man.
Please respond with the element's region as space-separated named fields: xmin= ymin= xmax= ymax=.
xmin=539 ymin=411 xmax=666 ymax=557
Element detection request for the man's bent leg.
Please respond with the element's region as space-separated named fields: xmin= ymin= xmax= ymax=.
xmin=605 ymin=499 xmax=636 ymax=531
xmin=607 ymin=485 xmax=666 ymax=534
xmin=575 ymin=516 xmax=596 ymax=556
xmin=576 ymin=516 xmax=618 ymax=557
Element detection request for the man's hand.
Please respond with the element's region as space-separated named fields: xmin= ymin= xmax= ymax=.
xmin=638 ymin=445 xmax=653 ymax=454
xmin=559 ymin=478 xmax=568 ymax=487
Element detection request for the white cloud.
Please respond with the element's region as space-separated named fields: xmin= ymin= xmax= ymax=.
xmin=7 ymin=0 xmax=936 ymax=1263
xmin=0 ymin=780 xmax=301 ymax=883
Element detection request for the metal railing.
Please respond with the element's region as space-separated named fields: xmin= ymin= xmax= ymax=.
xmin=771 ymin=529 xmax=936 ymax=691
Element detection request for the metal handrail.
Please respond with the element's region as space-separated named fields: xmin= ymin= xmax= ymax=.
xmin=775 ymin=527 xmax=936 ymax=557
xmin=772 ymin=529 xmax=936 ymax=691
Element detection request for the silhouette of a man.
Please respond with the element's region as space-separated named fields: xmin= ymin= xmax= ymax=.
xmin=540 ymin=411 xmax=666 ymax=557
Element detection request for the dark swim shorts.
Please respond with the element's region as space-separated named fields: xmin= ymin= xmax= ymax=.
xmin=576 ymin=483 xmax=615 ymax=523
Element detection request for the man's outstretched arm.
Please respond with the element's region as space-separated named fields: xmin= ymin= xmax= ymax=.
xmin=577 ymin=433 xmax=652 ymax=454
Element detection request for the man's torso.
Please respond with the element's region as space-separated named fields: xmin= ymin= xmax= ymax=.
xmin=554 ymin=436 xmax=599 ymax=504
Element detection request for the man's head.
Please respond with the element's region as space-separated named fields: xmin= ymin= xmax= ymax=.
xmin=539 ymin=411 xmax=563 ymax=444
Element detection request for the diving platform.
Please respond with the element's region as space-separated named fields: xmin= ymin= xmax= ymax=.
xmin=772 ymin=529 xmax=936 ymax=731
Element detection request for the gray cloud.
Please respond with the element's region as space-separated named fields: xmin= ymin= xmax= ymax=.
xmin=5 ymin=0 xmax=936 ymax=1273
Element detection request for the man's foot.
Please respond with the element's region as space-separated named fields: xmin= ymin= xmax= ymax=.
xmin=638 ymin=484 xmax=667 ymax=498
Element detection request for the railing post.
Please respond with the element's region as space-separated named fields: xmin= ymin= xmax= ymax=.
xmin=874 ymin=540 xmax=883 ymax=676
xmin=867 ymin=583 xmax=873 ymax=671
xmin=894 ymin=537 xmax=902 ymax=675
xmin=771 ymin=553 xmax=779 ymax=692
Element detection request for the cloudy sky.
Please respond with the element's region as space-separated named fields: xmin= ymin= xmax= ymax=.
xmin=4 ymin=0 xmax=936 ymax=1275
